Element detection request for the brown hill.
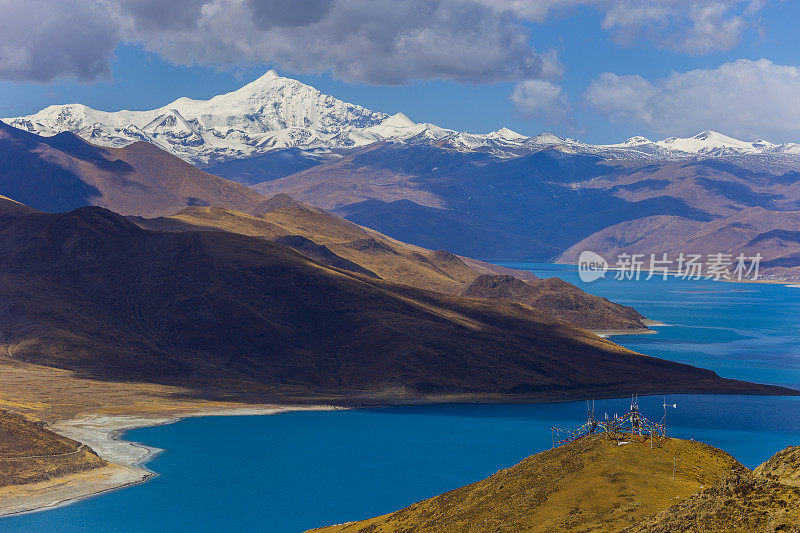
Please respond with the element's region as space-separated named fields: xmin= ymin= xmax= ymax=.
xmin=461 ymin=275 xmax=649 ymax=331
xmin=557 ymin=207 xmax=800 ymax=281
xmin=250 ymin=143 xmax=800 ymax=278
xmin=134 ymin=194 xmax=537 ymax=296
xmin=248 ymin=145 xmax=715 ymax=260
xmin=0 ymin=120 xmax=270 ymax=217
xmin=0 ymin=197 xmax=783 ymax=401
xmin=0 ymin=410 xmax=106 ymax=487
xmin=636 ymin=446 xmax=800 ymax=532
xmin=309 ymin=435 xmax=745 ymax=533
xmin=136 ymin=196 xmax=646 ymax=331
xmin=755 ymin=446 xmax=800 ymax=487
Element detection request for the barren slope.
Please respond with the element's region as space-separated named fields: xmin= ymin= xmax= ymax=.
xmin=0 ymin=120 xmax=271 ymax=217
xmin=0 ymin=197 xmax=782 ymax=402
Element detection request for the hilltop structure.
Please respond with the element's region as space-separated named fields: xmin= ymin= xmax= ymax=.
xmin=552 ymin=396 xmax=676 ymax=447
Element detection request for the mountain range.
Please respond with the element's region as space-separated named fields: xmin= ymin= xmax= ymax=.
xmin=0 ymin=121 xmax=791 ymax=400
xmin=0 ymin=118 xmax=652 ymax=333
xmin=7 ymin=70 xmax=800 ymax=171
xmin=5 ymin=72 xmax=800 ymax=279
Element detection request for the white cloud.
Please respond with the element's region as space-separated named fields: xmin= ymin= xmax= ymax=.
xmin=510 ymin=80 xmax=572 ymax=124
xmin=476 ymin=0 xmax=767 ymax=54
xmin=0 ymin=0 xmax=770 ymax=84
xmin=585 ymin=59 xmax=800 ymax=142
xmin=0 ymin=0 xmax=561 ymax=85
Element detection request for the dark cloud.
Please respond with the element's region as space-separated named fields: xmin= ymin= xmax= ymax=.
xmin=119 ymin=0 xmax=206 ymax=31
xmin=0 ymin=0 xmax=120 ymax=82
xmin=249 ymin=0 xmax=333 ymax=28
xmin=122 ymin=0 xmax=560 ymax=85
xmin=0 ymin=0 xmax=560 ymax=84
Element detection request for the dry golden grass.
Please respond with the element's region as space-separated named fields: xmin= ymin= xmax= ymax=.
xmin=637 ymin=447 xmax=800 ymax=532
xmin=0 ymin=410 xmax=106 ymax=487
xmin=310 ymin=435 xmax=743 ymax=533
xmin=0 ymin=357 xmax=289 ymax=423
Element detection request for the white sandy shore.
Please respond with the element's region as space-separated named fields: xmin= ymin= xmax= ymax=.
xmin=0 ymin=405 xmax=334 ymax=518
xmin=591 ymin=320 xmax=666 ymax=338
xmin=593 ymin=329 xmax=658 ymax=338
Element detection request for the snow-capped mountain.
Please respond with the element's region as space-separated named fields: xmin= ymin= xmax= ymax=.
xmin=609 ymin=130 xmax=800 ymax=157
xmin=5 ymin=70 xmax=539 ymax=164
xmin=6 ymin=71 xmax=391 ymax=164
xmin=6 ymin=70 xmax=800 ymax=170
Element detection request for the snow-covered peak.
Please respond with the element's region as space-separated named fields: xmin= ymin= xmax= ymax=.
xmin=6 ymin=70 xmax=388 ymax=163
xmin=658 ymin=130 xmax=751 ymax=152
xmin=381 ymin=112 xmax=416 ymax=128
xmin=622 ymin=136 xmax=652 ymax=145
xmin=5 ymin=70 xmax=800 ymax=170
xmin=491 ymin=127 xmax=527 ymax=140
xmin=654 ymin=130 xmax=776 ymax=156
xmin=530 ymin=132 xmax=565 ymax=145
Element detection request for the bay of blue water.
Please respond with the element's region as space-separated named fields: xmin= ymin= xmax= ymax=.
xmin=4 ymin=264 xmax=800 ymax=532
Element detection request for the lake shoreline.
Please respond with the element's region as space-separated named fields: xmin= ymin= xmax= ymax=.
xmin=2 ymin=386 xmax=798 ymax=520
xmin=0 ymin=405 xmax=337 ymax=518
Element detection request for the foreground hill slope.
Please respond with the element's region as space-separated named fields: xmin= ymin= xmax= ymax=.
xmin=637 ymin=446 xmax=800 ymax=531
xmin=0 ymin=197 xmax=782 ymax=401
xmin=0 ymin=120 xmax=271 ymax=217
xmin=0 ymin=410 xmax=106 ymax=487
xmin=310 ymin=435 xmax=744 ymax=533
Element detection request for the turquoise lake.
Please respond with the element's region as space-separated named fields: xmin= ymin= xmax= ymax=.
xmin=4 ymin=263 xmax=800 ymax=532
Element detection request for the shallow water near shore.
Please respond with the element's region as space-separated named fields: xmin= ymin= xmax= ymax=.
xmin=3 ymin=263 xmax=800 ymax=532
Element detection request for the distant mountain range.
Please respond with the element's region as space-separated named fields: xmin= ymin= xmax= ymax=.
xmin=5 ymin=72 xmax=800 ymax=279
xmin=7 ymin=71 xmax=800 ymax=172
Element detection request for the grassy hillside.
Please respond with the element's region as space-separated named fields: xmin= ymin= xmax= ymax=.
xmin=0 ymin=410 xmax=106 ymax=487
xmin=310 ymin=435 xmax=743 ymax=533
xmin=637 ymin=446 xmax=800 ymax=532
xmin=135 ymin=194 xmax=537 ymax=295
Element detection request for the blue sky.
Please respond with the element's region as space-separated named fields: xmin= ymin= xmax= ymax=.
xmin=1 ymin=1 xmax=799 ymax=144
